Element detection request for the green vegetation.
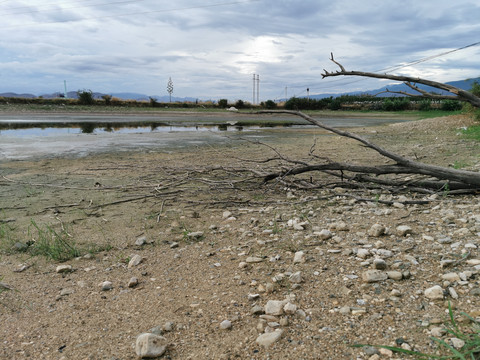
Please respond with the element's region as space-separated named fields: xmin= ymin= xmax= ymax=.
xmin=461 ymin=125 xmax=480 ymax=141
xmin=353 ymin=303 xmax=480 ymax=359
xmin=76 ymin=89 xmax=94 ymax=105
xmin=0 ymin=219 xmax=110 ymax=262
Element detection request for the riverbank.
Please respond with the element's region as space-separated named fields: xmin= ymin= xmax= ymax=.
xmin=1 ymin=114 xmax=479 ymax=359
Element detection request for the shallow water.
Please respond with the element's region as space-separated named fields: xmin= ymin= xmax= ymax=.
xmin=0 ymin=114 xmax=408 ymax=161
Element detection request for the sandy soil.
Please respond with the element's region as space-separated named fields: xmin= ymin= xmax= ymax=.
xmin=0 ymin=113 xmax=479 ymax=360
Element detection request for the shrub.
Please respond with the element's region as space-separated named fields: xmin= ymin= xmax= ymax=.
xmin=264 ymin=100 xmax=277 ymax=109
xmin=235 ymin=99 xmax=245 ymax=109
xmin=77 ymin=89 xmax=94 ymax=105
xmin=149 ymin=97 xmax=159 ymax=107
xmin=441 ymin=99 xmax=462 ymax=111
xmin=218 ymin=99 xmax=228 ymax=108
xmin=102 ymin=94 xmax=112 ymax=105
xmin=419 ymin=99 xmax=432 ymax=111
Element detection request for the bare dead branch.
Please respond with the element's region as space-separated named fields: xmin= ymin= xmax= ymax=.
xmin=322 ymin=54 xmax=480 ymax=107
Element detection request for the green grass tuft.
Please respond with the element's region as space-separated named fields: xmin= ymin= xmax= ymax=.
xmin=352 ymin=302 xmax=480 ymax=359
xmin=461 ymin=125 xmax=480 ymax=141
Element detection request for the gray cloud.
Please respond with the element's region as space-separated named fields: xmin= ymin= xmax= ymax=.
xmin=0 ymin=0 xmax=479 ymax=100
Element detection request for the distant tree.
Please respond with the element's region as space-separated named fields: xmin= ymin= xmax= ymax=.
xmin=167 ymin=77 xmax=174 ymax=102
xmin=235 ymin=99 xmax=245 ymax=109
xmin=77 ymin=89 xmax=94 ymax=105
xmin=149 ymin=97 xmax=159 ymax=107
xmin=264 ymin=100 xmax=277 ymax=109
xmin=102 ymin=94 xmax=112 ymax=105
xmin=218 ymin=99 xmax=228 ymax=108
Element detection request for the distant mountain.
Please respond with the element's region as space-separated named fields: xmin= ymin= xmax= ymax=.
xmin=308 ymin=77 xmax=480 ymax=100
xmin=0 ymin=92 xmax=37 ymax=98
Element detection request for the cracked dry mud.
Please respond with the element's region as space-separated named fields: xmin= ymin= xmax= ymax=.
xmin=1 ymin=114 xmax=479 ymax=359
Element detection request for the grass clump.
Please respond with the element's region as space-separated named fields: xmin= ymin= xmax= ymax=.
xmin=353 ymin=303 xmax=480 ymax=359
xmin=1 ymin=218 xmax=112 ymax=262
xmin=461 ymin=125 xmax=480 ymax=141
xmin=27 ymin=220 xmax=81 ymax=262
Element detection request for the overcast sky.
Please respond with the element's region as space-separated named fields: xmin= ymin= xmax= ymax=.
xmin=1 ymin=0 xmax=479 ymax=101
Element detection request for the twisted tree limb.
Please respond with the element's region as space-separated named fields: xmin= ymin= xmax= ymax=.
xmin=257 ymin=109 xmax=480 ymax=193
xmin=322 ymin=53 xmax=480 ymax=107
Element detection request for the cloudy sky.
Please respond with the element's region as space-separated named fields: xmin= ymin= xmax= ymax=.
xmin=1 ymin=0 xmax=479 ymax=101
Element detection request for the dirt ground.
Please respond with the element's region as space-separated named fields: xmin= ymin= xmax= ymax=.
xmin=1 ymin=113 xmax=479 ymax=359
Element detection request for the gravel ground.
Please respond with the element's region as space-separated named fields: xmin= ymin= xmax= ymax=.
xmin=0 ymin=114 xmax=479 ymax=360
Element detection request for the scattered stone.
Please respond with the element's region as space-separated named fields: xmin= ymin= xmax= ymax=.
xmin=248 ymin=293 xmax=260 ymax=301
xmin=289 ymin=271 xmax=303 ymax=284
xmin=186 ymin=231 xmax=204 ymax=240
xmin=128 ymin=277 xmax=139 ymax=288
xmin=386 ymin=271 xmax=403 ymax=281
xmin=251 ymin=305 xmax=264 ymax=315
xmin=222 ymin=210 xmax=232 ymax=219
xmin=13 ymin=263 xmax=30 ymax=273
xmin=450 ymin=337 xmax=465 ymax=349
xmin=220 ymin=320 xmax=232 ymax=330
xmin=99 ymin=281 xmax=113 ymax=291
xmin=315 ymin=229 xmax=332 ymax=240
xmin=441 ymin=273 xmax=460 ymax=282
xmin=362 ymin=270 xmax=388 ymax=283
xmin=283 ymin=302 xmax=297 ymax=315
xmin=430 ymin=327 xmax=446 ymax=337
xmin=396 ymin=225 xmax=412 ymax=236
xmin=169 ymin=242 xmax=179 ymax=249
xmin=60 ymin=288 xmax=74 ymax=296
xmin=255 ymin=329 xmax=283 ymax=347
xmin=265 ymin=300 xmax=286 ymax=316
xmin=246 ymin=256 xmax=264 ymax=263
xmin=368 ymin=224 xmax=386 ymax=237
xmin=293 ymin=251 xmax=305 ymax=264
xmin=135 ymin=236 xmax=147 ymax=246
xmin=163 ymin=321 xmax=174 ymax=332
xmin=135 ymin=333 xmax=167 ymax=358
xmin=128 ymin=254 xmax=143 ymax=268
xmin=357 ymin=249 xmax=370 ymax=259
xmin=339 ymin=306 xmax=351 ymax=315
xmin=424 ymin=285 xmax=444 ymax=300
xmin=373 ymin=259 xmax=387 ymax=270
xmin=56 ymin=265 xmax=72 ymax=273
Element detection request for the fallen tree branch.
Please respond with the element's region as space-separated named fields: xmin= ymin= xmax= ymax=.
xmin=256 ymin=109 xmax=480 ymax=192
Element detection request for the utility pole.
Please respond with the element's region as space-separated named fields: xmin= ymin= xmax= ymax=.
xmin=252 ymin=74 xmax=256 ymax=105
xmin=64 ymin=80 xmax=68 ymax=98
xmin=256 ymin=74 xmax=259 ymax=105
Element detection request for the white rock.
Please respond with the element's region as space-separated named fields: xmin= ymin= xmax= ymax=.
xmin=265 ymin=300 xmax=286 ymax=316
xmin=316 ymin=229 xmax=332 ymax=240
xmin=289 ymin=271 xmax=303 ymax=284
xmin=56 ymin=265 xmax=72 ymax=273
xmin=293 ymin=251 xmax=305 ymax=264
xmin=441 ymin=273 xmax=460 ymax=282
xmin=220 ymin=320 xmax=232 ymax=330
xmin=128 ymin=254 xmax=143 ymax=268
xmin=362 ymin=270 xmax=388 ymax=283
xmin=135 ymin=236 xmax=147 ymax=246
xmin=256 ymin=329 xmax=283 ymax=347
xmin=246 ymin=256 xmax=263 ymax=263
xmin=448 ymin=287 xmax=459 ymax=299
xmin=135 ymin=333 xmax=167 ymax=358
xmin=430 ymin=327 xmax=446 ymax=337
xmin=373 ymin=259 xmax=387 ymax=270
xmin=357 ymin=249 xmax=370 ymax=259
xmin=99 ymin=281 xmax=113 ymax=291
xmin=386 ymin=271 xmax=403 ymax=281
xmin=128 ymin=277 xmax=139 ymax=288
xmin=450 ymin=337 xmax=465 ymax=349
xmin=424 ymin=285 xmax=444 ymax=300
xmin=396 ymin=225 xmax=412 ymax=236
xmin=283 ymin=302 xmax=297 ymax=314
xmin=368 ymin=224 xmax=386 ymax=237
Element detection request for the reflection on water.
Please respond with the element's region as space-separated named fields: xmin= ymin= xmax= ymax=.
xmin=0 ymin=124 xmax=270 ymax=137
